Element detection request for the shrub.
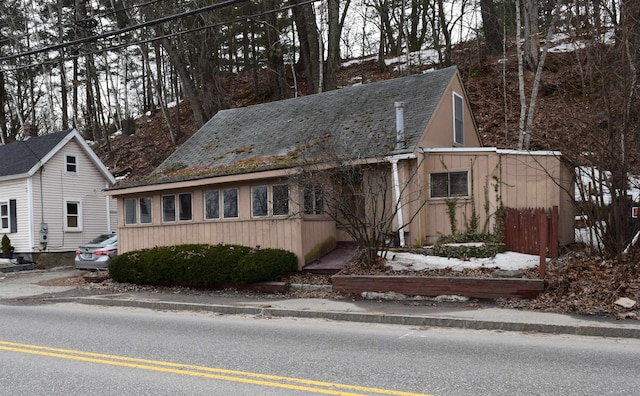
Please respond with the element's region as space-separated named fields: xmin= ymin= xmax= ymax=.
xmin=431 ymin=243 xmax=505 ymax=259
xmin=233 ymin=248 xmax=298 ymax=285
xmin=109 ymin=243 xmax=295 ymax=288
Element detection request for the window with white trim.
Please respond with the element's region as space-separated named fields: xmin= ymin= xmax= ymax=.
xmin=124 ymin=197 xmax=152 ymax=225
xmin=162 ymin=193 xmax=192 ymax=222
xmin=252 ymin=186 xmax=268 ymax=217
xmin=430 ymin=171 xmax=469 ymax=198
xmin=223 ymin=188 xmax=239 ymax=218
xmin=0 ymin=201 xmax=9 ymax=231
xmin=65 ymin=200 xmax=82 ymax=231
xmin=124 ymin=198 xmax=137 ymax=225
xmin=453 ymin=92 xmax=464 ymax=145
xmin=204 ymin=190 xmax=220 ymax=219
xmin=139 ymin=197 xmax=152 ymax=223
xmin=65 ymin=154 xmax=77 ymax=173
xmin=251 ymin=184 xmax=289 ymax=217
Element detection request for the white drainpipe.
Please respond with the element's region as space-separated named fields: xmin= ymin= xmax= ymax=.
xmin=386 ymin=154 xmax=415 ymax=247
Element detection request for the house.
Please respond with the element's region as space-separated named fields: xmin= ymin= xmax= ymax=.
xmin=105 ymin=66 xmax=574 ymax=269
xmin=0 ymin=128 xmax=116 ymax=262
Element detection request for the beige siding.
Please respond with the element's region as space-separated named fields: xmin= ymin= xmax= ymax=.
xmin=421 ymin=149 xmax=574 ymax=246
xmin=34 ymin=139 xmax=113 ymax=252
xmin=0 ymin=178 xmax=30 ymax=252
xmin=301 ymin=219 xmax=337 ymax=264
xmin=114 ymin=178 xmax=331 ymax=269
xmin=417 ymin=75 xmax=482 ymax=149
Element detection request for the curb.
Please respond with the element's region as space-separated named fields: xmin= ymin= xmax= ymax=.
xmin=48 ymin=296 xmax=640 ymax=340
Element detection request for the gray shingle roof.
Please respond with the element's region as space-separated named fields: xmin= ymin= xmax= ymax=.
xmin=0 ymin=129 xmax=73 ymax=178
xmin=152 ymin=67 xmax=458 ymax=183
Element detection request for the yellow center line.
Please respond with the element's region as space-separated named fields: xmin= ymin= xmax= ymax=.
xmin=0 ymin=341 xmax=430 ymax=396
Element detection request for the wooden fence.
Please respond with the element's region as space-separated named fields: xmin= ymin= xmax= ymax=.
xmin=504 ymin=206 xmax=559 ymax=277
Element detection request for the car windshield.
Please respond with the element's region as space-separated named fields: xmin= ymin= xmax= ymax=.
xmin=87 ymin=234 xmax=117 ymax=245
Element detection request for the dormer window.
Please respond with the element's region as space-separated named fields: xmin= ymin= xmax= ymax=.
xmin=65 ymin=155 xmax=77 ymax=173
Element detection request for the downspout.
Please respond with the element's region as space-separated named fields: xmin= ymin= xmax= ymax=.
xmin=105 ymin=186 xmax=112 ymax=234
xmin=390 ymin=158 xmax=405 ymax=247
xmin=388 ymin=101 xmax=412 ymax=246
xmin=27 ymin=178 xmax=34 ymax=252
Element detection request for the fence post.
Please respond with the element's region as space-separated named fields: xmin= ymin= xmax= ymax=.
xmin=538 ymin=208 xmax=547 ymax=277
xmin=549 ymin=206 xmax=559 ymax=258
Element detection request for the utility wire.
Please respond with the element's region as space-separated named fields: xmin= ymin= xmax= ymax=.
xmin=0 ymin=0 xmax=251 ymax=63
xmin=1 ymin=0 xmax=320 ymax=74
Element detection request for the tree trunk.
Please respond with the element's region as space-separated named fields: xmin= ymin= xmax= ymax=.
xmin=263 ymin=0 xmax=289 ymax=100
xmin=437 ymin=0 xmax=452 ymax=66
xmin=481 ymin=0 xmax=503 ymax=55
xmin=523 ymin=0 xmax=539 ymax=70
xmin=293 ymin=0 xmax=320 ymax=94
xmin=159 ymin=38 xmax=208 ymax=127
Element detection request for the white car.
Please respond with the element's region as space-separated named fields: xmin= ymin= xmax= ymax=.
xmin=74 ymin=234 xmax=118 ymax=270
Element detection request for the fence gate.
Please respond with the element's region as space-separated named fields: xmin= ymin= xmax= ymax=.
xmin=504 ymin=206 xmax=559 ymax=276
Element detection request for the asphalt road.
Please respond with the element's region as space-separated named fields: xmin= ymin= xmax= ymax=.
xmin=1 ymin=303 xmax=639 ymax=395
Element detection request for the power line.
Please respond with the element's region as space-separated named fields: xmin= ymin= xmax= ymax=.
xmin=0 ymin=0 xmax=251 ymax=63
xmin=1 ymin=0 xmax=320 ymax=74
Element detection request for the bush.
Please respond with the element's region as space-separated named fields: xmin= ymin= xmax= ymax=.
xmin=431 ymin=243 xmax=505 ymax=259
xmin=233 ymin=248 xmax=298 ymax=285
xmin=109 ymin=244 xmax=296 ymax=288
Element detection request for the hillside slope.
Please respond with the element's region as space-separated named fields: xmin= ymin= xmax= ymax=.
xmin=91 ymin=43 xmax=640 ymax=317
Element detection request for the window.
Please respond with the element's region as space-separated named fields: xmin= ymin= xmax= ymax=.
xmin=65 ymin=155 xmax=77 ymax=173
xmin=252 ymin=186 xmax=268 ymax=217
xmin=430 ymin=171 xmax=469 ymax=198
xmin=125 ymin=197 xmax=152 ymax=225
xmin=0 ymin=200 xmax=16 ymax=233
xmin=162 ymin=195 xmax=176 ymax=222
xmin=162 ymin=194 xmax=192 ymax=222
xmin=65 ymin=200 xmax=82 ymax=231
xmin=453 ymin=92 xmax=464 ymax=145
xmin=273 ymin=185 xmax=289 ymax=216
xmin=204 ymin=190 xmax=220 ymax=219
xmin=0 ymin=201 xmax=8 ymax=231
xmin=304 ymin=185 xmax=324 ymax=215
xmin=124 ymin=198 xmax=137 ymax=225
xmin=178 ymin=193 xmax=192 ymax=221
xmin=223 ymin=188 xmax=239 ymax=218
xmin=139 ymin=197 xmax=152 ymax=224
xmin=251 ymin=184 xmax=289 ymax=217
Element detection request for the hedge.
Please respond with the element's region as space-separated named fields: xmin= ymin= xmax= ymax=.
xmin=109 ymin=244 xmax=297 ymax=288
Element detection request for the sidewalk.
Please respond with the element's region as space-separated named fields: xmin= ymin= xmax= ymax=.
xmin=2 ymin=267 xmax=640 ymax=339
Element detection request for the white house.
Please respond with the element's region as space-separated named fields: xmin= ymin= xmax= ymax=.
xmin=0 ymin=128 xmax=116 ymax=262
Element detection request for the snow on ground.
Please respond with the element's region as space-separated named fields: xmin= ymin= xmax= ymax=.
xmin=383 ymin=250 xmax=541 ymax=272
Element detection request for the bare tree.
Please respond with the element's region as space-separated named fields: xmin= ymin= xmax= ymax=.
xmin=293 ymin=155 xmax=428 ymax=268
xmin=516 ymin=1 xmax=561 ymax=150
